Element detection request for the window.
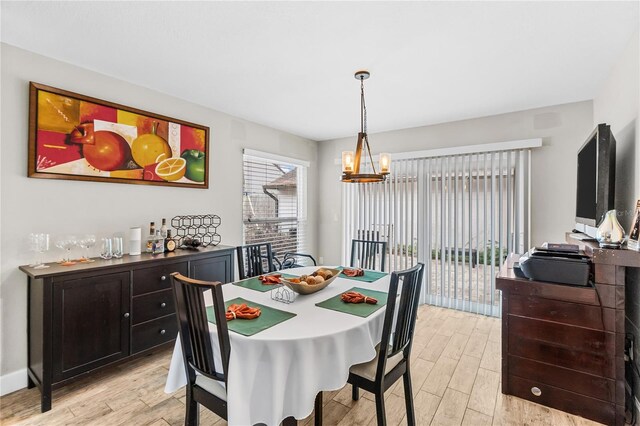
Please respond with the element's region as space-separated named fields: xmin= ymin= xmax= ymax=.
xmin=242 ymin=149 xmax=308 ymax=260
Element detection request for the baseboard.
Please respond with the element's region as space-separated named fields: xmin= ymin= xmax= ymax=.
xmin=0 ymin=368 xmax=27 ymax=396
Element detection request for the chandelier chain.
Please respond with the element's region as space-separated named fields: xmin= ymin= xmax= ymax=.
xmin=360 ymin=77 xmax=368 ymax=134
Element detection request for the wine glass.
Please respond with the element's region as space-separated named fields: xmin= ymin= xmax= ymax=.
xmin=100 ymin=237 xmax=113 ymax=260
xmin=78 ymin=234 xmax=96 ymax=263
xmin=112 ymin=236 xmax=124 ymax=259
xmin=56 ymin=235 xmax=77 ymax=265
xmin=33 ymin=234 xmax=50 ymax=269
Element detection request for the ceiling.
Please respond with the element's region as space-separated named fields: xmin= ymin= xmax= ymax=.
xmin=1 ymin=1 xmax=638 ymax=141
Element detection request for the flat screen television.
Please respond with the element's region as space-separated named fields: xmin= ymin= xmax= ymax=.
xmin=575 ymin=123 xmax=616 ymax=228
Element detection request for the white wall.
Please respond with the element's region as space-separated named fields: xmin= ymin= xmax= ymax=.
xmin=593 ymin=30 xmax=639 ymax=230
xmin=0 ymin=44 xmax=318 ymax=386
xmin=318 ymin=101 xmax=594 ymax=265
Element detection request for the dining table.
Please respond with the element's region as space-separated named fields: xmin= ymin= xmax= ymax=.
xmin=164 ymin=265 xmax=392 ymax=426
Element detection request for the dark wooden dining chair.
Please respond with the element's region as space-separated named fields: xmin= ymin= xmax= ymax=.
xmin=171 ymin=272 xmax=230 ymax=425
xmin=236 ymin=243 xmax=276 ymax=280
xmin=172 ymin=272 xmax=324 ymax=426
xmin=350 ymin=239 xmax=388 ymax=271
xmin=348 ymin=262 xmax=425 ymax=426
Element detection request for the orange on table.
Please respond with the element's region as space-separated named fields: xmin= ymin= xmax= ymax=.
xmin=155 ymin=157 xmax=186 ymax=181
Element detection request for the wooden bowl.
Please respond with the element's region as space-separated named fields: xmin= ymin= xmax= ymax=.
xmin=281 ymin=268 xmax=341 ymax=295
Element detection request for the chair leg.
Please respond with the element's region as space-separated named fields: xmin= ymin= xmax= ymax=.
xmin=375 ymin=392 xmax=387 ymax=426
xmin=352 ymin=384 xmax=360 ymax=401
xmin=185 ymin=387 xmax=199 ymax=426
xmin=403 ymin=372 xmax=416 ymax=426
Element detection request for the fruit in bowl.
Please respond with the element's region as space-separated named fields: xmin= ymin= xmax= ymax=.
xmin=281 ymin=268 xmax=341 ymax=295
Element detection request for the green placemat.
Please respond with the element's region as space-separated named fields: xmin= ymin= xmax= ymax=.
xmin=232 ymin=273 xmax=297 ymax=293
xmin=337 ymin=267 xmax=388 ymax=283
xmin=316 ymin=287 xmax=389 ymax=318
xmin=207 ymin=297 xmax=296 ymax=336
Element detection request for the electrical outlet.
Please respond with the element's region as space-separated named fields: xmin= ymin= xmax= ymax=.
xmin=319 ymin=256 xmax=324 ymax=264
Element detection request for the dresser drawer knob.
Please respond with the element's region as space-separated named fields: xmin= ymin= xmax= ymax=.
xmin=160 ymin=302 xmax=167 ymax=308
xmin=531 ymin=386 xmax=542 ymax=397
xmin=123 ymin=312 xmax=130 ymax=319
xmin=160 ymin=329 xmax=166 ymax=335
xmin=160 ymin=275 xmax=167 ymax=281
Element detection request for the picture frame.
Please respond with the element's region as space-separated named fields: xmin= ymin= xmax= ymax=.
xmin=28 ymin=82 xmax=210 ymax=189
xmin=628 ymin=199 xmax=640 ymax=251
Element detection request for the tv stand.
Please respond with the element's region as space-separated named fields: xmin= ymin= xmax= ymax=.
xmin=496 ymin=236 xmax=640 ymax=425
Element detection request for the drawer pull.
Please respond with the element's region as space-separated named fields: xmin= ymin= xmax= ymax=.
xmin=160 ymin=302 xmax=167 ymax=308
xmin=160 ymin=329 xmax=166 ymax=335
xmin=160 ymin=275 xmax=167 ymax=281
xmin=531 ymin=386 xmax=542 ymax=397
xmin=123 ymin=312 xmax=130 ymax=319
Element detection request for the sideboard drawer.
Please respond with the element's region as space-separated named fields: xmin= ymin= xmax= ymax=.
xmin=509 ymin=355 xmax=615 ymax=402
xmin=133 ymin=262 xmax=188 ymax=295
xmin=508 ymin=315 xmax=615 ymax=377
xmin=132 ymin=289 xmax=175 ymax=325
xmin=131 ymin=314 xmax=177 ymax=354
xmin=508 ymin=375 xmax=615 ymax=425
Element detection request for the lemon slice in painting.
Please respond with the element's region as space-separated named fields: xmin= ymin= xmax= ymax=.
xmin=155 ymin=158 xmax=186 ymax=182
xmin=155 ymin=153 xmax=168 ymax=163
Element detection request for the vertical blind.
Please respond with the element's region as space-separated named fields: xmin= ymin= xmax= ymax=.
xmin=243 ymin=151 xmax=308 ymax=258
xmin=342 ymin=148 xmax=531 ymax=317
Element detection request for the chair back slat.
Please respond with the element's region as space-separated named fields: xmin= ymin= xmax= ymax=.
xmin=375 ymin=263 xmax=425 ymax=378
xmin=350 ymin=239 xmax=387 ymax=272
xmin=171 ymin=273 xmax=230 ymax=385
xmin=236 ymin=243 xmax=276 ymax=280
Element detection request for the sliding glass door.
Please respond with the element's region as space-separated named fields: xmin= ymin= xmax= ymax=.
xmin=342 ymin=148 xmax=531 ymax=317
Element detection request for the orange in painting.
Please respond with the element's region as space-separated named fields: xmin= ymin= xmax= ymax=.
xmin=117 ymin=111 xmax=168 ymax=140
xmin=37 ymin=91 xmax=80 ymax=133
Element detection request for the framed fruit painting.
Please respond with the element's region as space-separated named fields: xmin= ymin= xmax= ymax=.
xmin=28 ymin=82 xmax=209 ymax=188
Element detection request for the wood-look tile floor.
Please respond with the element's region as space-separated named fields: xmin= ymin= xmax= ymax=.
xmin=0 ymin=305 xmax=603 ymax=426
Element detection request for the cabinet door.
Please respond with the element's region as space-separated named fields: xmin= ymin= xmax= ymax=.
xmin=190 ymin=253 xmax=233 ymax=283
xmin=52 ymin=271 xmax=130 ymax=382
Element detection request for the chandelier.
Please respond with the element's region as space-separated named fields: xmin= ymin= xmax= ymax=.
xmin=341 ymin=71 xmax=390 ymax=183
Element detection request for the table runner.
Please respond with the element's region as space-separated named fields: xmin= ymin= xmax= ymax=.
xmin=206 ymin=297 xmax=296 ymax=336
xmin=315 ymin=287 xmax=389 ymax=318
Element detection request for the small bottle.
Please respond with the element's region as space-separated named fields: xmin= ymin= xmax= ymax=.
xmin=165 ymin=229 xmax=176 ymax=253
xmin=152 ymin=230 xmax=165 ymax=254
xmin=145 ymin=222 xmax=156 ymax=253
xmin=160 ymin=218 xmax=168 ymax=238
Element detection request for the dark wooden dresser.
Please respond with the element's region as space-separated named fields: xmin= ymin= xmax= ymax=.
xmin=19 ymin=245 xmax=235 ymax=412
xmin=497 ymin=242 xmax=640 ymax=426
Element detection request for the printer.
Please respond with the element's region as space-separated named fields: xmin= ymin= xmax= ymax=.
xmin=514 ymin=244 xmax=591 ymax=286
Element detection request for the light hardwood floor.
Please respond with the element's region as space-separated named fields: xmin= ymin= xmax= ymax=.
xmin=0 ymin=305 xmax=603 ymax=426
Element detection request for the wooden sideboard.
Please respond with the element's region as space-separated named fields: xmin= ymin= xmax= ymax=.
xmin=497 ymin=239 xmax=640 ymax=426
xmin=19 ymin=245 xmax=235 ymax=412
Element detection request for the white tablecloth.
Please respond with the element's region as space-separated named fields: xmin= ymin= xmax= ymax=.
xmin=164 ymin=266 xmax=391 ymax=425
